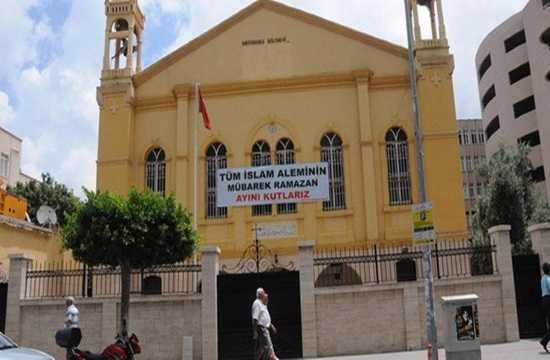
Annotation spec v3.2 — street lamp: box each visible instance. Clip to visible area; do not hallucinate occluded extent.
[403,0,439,359]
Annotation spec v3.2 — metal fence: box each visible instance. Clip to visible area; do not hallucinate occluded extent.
[314,238,497,287]
[24,260,202,299]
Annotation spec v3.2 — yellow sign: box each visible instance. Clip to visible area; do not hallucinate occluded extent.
[412,202,435,244]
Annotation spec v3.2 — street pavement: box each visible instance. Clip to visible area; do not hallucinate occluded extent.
[314,341,550,360]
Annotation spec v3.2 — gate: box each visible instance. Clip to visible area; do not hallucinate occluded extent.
[513,254,545,338]
[0,283,7,333]
[217,237,302,360]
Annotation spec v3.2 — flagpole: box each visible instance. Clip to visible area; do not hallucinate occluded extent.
[193,82,200,232]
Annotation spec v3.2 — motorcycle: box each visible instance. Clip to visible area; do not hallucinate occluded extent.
[55,327,141,360]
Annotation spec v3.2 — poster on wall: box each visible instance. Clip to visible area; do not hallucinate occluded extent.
[216,163,329,207]
[455,305,477,341]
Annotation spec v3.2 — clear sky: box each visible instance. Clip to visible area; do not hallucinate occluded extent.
[0,0,526,196]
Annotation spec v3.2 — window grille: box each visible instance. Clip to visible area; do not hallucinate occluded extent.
[321,133,346,211]
[385,128,412,206]
[205,143,228,219]
[276,138,297,214]
[251,140,272,216]
[145,148,166,196]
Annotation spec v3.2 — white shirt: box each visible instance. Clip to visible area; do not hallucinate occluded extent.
[252,299,271,328]
[65,305,80,328]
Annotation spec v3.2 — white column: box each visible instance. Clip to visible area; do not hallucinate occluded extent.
[412,0,422,41]
[298,241,318,358]
[103,33,111,70]
[403,284,421,350]
[429,2,437,40]
[201,246,220,360]
[435,0,447,40]
[6,254,32,343]
[489,225,520,342]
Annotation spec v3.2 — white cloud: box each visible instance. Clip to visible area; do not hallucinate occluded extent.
[0,92,15,126]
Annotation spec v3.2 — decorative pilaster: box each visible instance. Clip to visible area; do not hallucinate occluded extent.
[489,225,519,342]
[298,241,318,358]
[201,246,220,360]
[5,254,32,343]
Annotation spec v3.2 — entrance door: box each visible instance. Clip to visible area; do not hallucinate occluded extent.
[513,254,545,338]
[0,283,7,333]
[217,271,302,360]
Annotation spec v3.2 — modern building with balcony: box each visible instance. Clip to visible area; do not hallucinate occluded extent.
[475,0,550,199]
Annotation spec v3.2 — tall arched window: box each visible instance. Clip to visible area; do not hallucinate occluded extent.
[205,143,228,219]
[385,128,412,205]
[321,133,346,211]
[145,147,166,196]
[251,140,272,216]
[276,138,297,214]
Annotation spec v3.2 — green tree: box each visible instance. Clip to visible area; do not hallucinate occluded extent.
[62,189,197,337]
[8,173,79,227]
[473,144,550,254]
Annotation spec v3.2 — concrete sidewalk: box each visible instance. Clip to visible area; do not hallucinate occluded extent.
[315,341,550,360]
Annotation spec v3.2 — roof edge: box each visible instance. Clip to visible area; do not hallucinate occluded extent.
[133,0,407,87]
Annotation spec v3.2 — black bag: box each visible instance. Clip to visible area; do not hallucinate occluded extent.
[55,327,82,349]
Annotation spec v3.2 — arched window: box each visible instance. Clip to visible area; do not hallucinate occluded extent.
[251,141,272,216]
[205,143,227,219]
[145,148,166,196]
[320,133,346,211]
[385,128,412,205]
[276,138,297,214]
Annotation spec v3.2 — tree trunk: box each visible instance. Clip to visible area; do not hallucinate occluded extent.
[120,262,131,339]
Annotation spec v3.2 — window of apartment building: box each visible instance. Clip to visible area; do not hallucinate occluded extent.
[544,0,550,8]
[531,166,546,183]
[463,129,471,145]
[478,54,492,80]
[469,184,475,199]
[0,153,8,178]
[471,130,479,144]
[473,155,480,168]
[486,116,500,140]
[477,183,483,196]
[460,156,465,172]
[517,130,541,147]
[463,184,468,199]
[478,130,485,144]
[509,62,531,85]
[482,85,496,109]
[458,130,463,145]
[504,30,526,53]
[513,95,536,118]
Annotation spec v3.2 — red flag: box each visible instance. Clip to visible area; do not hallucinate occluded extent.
[198,88,212,130]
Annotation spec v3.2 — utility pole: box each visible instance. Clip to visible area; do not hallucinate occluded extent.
[403,0,439,358]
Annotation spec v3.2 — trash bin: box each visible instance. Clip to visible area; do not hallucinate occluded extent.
[441,294,481,360]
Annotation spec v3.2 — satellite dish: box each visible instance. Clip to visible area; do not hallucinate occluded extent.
[37,205,58,227]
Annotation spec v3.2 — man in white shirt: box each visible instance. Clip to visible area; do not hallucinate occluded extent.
[252,288,277,360]
[64,296,80,328]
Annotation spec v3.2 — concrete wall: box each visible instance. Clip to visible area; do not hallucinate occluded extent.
[314,276,506,357]
[17,296,202,360]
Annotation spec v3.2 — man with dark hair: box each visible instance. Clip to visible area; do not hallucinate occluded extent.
[540,263,550,352]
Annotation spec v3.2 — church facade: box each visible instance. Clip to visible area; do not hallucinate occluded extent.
[96,0,466,258]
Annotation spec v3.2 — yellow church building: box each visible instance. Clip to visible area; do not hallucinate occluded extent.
[96,0,466,259]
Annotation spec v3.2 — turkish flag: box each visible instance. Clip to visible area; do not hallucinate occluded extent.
[198,88,212,130]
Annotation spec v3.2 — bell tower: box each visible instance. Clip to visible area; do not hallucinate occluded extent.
[96,0,145,195]
[409,0,467,234]
[102,0,145,84]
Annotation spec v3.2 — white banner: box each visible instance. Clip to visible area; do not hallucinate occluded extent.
[216,163,329,207]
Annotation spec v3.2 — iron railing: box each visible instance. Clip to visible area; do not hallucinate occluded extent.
[314,239,497,287]
[24,260,201,299]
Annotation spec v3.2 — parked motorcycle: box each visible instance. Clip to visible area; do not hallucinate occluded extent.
[55,328,141,360]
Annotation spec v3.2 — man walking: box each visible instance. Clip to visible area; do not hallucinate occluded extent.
[252,288,278,360]
[64,296,79,360]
